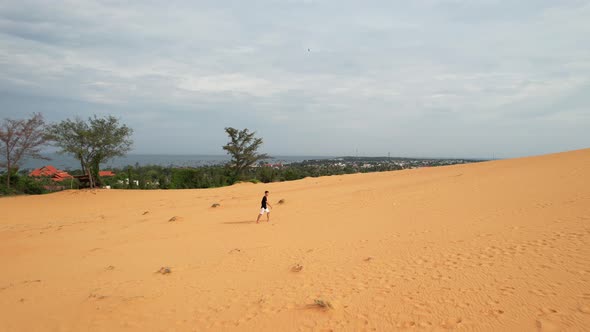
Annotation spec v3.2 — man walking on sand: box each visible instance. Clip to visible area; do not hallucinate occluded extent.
[256,191,272,223]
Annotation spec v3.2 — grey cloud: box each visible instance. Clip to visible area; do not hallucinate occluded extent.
[0,0,589,158]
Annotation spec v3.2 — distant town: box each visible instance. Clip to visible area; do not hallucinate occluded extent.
[264,156,485,172]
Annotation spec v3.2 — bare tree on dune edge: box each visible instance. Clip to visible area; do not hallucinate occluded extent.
[0,113,49,189]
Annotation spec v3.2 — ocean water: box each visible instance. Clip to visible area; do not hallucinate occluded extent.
[21,153,332,171]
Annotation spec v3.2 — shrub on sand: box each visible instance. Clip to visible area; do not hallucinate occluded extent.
[313,299,333,310]
[291,264,303,272]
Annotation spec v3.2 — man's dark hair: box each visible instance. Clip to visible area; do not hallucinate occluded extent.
[265,191,269,194]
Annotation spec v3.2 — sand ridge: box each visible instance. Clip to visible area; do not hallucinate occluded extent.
[1,148,589,331]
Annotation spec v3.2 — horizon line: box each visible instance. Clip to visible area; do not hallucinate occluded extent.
[37,152,491,161]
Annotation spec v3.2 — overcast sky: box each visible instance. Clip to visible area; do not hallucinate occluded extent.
[1,1,589,158]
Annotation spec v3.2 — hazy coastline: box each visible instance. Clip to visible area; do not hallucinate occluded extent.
[21,153,334,170]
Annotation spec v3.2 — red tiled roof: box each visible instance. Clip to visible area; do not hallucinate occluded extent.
[53,171,73,182]
[30,166,114,182]
[30,165,58,177]
[29,165,73,182]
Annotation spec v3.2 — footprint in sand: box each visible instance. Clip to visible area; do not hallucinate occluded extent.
[88,293,108,300]
[536,319,560,331]
[440,318,463,329]
[483,309,504,317]
[418,321,433,328]
[397,321,416,328]
[22,279,42,284]
[539,308,558,315]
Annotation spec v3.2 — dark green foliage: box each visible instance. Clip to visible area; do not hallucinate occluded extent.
[99,165,172,189]
[169,167,230,189]
[0,171,16,195]
[222,127,269,183]
[257,166,278,183]
[18,176,47,195]
[0,171,51,195]
[283,167,303,181]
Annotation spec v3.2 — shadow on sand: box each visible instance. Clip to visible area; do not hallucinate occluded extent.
[222,220,256,225]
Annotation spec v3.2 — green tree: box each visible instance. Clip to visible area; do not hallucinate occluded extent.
[257,166,277,183]
[0,113,49,189]
[222,127,269,182]
[47,115,133,188]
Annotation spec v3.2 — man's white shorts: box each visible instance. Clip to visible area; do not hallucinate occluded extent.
[260,208,271,214]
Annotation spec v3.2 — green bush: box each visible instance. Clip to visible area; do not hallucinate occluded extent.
[169,167,229,189]
[0,173,50,195]
[256,166,278,183]
[18,176,47,195]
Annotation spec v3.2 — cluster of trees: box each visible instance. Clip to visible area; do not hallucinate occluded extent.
[0,113,271,195]
[0,113,134,194]
[100,165,231,190]
[97,161,371,190]
[1,113,420,195]
[3,112,424,194]
[1,113,482,196]
[97,125,349,189]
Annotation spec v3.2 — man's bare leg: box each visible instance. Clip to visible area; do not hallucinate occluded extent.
[267,212,270,222]
[256,214,261,223]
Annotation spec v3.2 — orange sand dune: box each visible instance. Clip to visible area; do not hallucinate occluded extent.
[1,148,589,331]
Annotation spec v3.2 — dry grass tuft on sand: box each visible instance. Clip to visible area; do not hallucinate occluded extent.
[311,299,333,310]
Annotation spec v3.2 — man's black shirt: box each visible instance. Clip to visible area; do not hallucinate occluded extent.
[261,196,267,209]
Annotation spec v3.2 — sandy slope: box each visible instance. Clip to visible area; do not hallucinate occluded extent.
[1,148,589,331]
